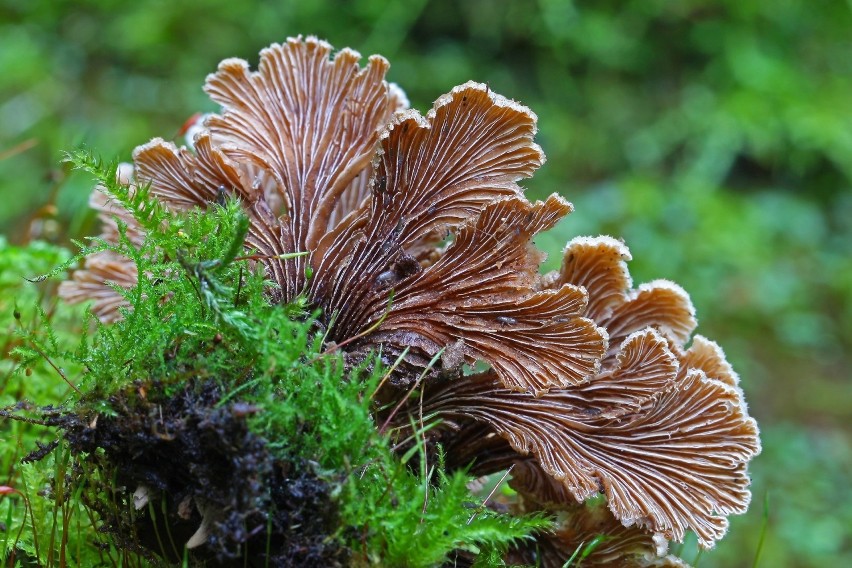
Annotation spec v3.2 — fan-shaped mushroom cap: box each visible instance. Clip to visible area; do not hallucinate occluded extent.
[204,37,394,253]
[311,81,548,331]
[357,195,606,393]
[59,251,138,322]
[59,166,141,320]
[556,236,698,361]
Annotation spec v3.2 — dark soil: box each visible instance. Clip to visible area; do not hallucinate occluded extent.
[48,379,348,567]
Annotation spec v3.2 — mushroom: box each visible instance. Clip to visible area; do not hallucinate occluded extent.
[59,175,141,321]
[61,36,608,396]
[60,37,759,562]
[132,484,149,510]
[412,235,760,551]
[506,497,688,567]
[185,497,216,549]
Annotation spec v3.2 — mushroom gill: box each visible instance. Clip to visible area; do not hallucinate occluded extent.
[505,497,688,568]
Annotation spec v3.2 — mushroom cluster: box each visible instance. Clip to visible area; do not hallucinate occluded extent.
[61,36,760,565]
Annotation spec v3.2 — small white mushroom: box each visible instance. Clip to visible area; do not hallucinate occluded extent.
[185,498,214,549]
[132,485,149,510]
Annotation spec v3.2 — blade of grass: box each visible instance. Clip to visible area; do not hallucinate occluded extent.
[17,468,40,564]
[147,499,168,562]
[563,541,584,567]
[751,491,770,568]
[161,493,181,561]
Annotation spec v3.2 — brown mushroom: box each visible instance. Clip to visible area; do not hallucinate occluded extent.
[506,497,689,568]
[62,37,608,395]
[60,37,760,560]
[333,194,605,392]
[59,184,141,321]
[412,236,760,550]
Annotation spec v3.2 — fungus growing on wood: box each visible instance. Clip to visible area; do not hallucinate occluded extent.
[60,36,759,564]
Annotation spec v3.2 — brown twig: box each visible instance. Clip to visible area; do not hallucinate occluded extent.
[27,343,82,396]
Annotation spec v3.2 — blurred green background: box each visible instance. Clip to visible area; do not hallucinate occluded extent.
[1,0,849,565]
